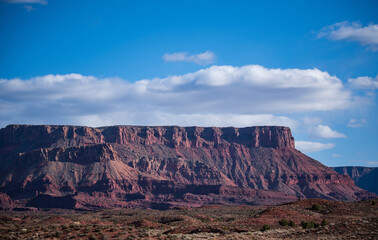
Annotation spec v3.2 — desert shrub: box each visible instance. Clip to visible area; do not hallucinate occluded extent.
[279,219,289,226]
[261,224,271,231]
[288,220,295,227]
[159,216,183,224]
[301,221,308,229]
[198,217,209,223]
[49,225,58,230]
[301,221,319,229]
[321,218,328,226]
[311,204,321,211]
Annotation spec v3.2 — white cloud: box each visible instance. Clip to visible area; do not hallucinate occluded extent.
[296,141,335,153]
[0,65,352,128]
[70,112,298,130]
[348,76,378,90]
[2,0,47,4]
[318,21,378,51]
[347,118,367,128]
[162,51,215,65]
[309,124,346,139]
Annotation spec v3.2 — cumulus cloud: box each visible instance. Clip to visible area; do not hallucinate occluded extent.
[347,118,367,128]
[318,21,378,51]
[162,51,215,65]
[348,75,378,90]
[309,124,346,139]
[0,65,352,128]
[296,141,335,153]
[1,0,47,4]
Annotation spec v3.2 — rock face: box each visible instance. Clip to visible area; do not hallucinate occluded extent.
[0,125,374,209]
[0,192,14,210]
[331,166,378,195]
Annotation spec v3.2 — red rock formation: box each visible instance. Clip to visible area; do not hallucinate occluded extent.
[99,126,295,148]
[332,166,378,195]
[0,192,14,210]
[0,124,374,209]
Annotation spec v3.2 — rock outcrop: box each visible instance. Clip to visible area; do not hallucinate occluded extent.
[332,166,378,195]
[0,125,374,209]
[0,192,14,210]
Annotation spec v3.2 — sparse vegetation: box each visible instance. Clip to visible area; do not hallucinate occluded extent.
[0,199,376,239]
[261,224,271,231]
[321,218,329,226]
[279,219,289,226]
[311,203,321,211]
[301,221,320,229]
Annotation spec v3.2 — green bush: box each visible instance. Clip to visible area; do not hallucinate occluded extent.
[311,204,321,211]
[301,221,320,229]
[279,219,289,226]
[261,224,271,232]
[288,220,295,227]
[301,221,309,229]
[321,219,328,226]
[372,200,376,205]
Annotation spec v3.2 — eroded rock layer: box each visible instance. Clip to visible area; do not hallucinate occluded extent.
[0,125,374,209]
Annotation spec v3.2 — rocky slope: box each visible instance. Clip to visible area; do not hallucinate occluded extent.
[0,125,374,209]
[332,166,378,195]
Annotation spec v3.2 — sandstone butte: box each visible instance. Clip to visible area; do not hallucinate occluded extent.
[0,124,375,210]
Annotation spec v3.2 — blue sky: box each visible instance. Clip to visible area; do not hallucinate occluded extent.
[0,0,377,167]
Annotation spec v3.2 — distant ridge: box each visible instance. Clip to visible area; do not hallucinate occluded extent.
[331,166,378,195]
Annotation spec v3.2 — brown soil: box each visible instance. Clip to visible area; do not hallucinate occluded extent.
[0,198,376,239]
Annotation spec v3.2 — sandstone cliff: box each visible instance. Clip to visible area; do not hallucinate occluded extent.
[0,125,374,209]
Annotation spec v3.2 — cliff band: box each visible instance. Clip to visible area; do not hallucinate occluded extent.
[0,125,374,209]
